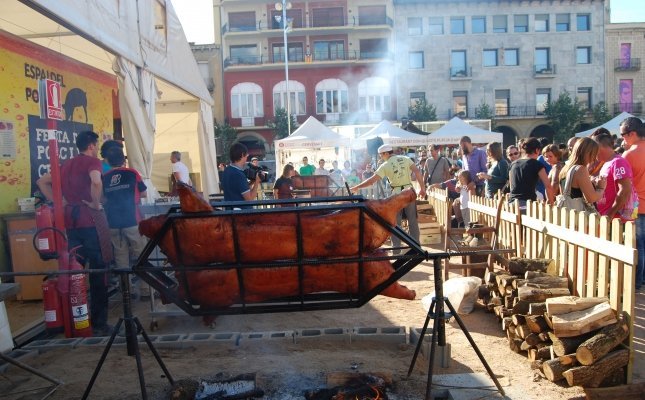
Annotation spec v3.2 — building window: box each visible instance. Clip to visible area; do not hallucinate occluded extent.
[472,16,486,34]
[358,77,391,113]
[228,11,256,32]
[535,47,551,72]
[231,82,263,118]
[504,48,519,66]
[450,17,465,34]
[483,49,498,67]
[360,38,388,59]
[315,79,349,114]
[273,80,306,115]
[577,14,590,31]
[556,14,570,32]
[429,17,443,35]
[358,5,386,26]
[514,15,528,32]
[409,51,424,69]
[410,92,425,106]
[576,46,591,64]
[453,91,468,117]
[230,45,258,64]
[493,15,507,33]
[535,14,549,32]
[272,42,304,63]
[313,40,345,61]
[577,87,592,110]
[450,50,467,77]
[536,88,551,115]
[408,17,423,35]
[495,90,510,116]
[270,9,303,29]
[311,7,344,27]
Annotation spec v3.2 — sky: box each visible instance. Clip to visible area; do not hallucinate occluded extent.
[171,0,645,45]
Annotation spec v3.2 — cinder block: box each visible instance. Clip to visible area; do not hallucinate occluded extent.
[295,328,321,343]
[0,349,37,373]
[23,338,82,352]
[137,335,159,345]
[155,334,185,349]
[409,327,451,368]
[351,326,406,344]
[78,337,109,347]
[183,332,213,347]
[322,327,350,342]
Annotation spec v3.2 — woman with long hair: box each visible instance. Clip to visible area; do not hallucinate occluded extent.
[558,137,606,205]
[477,142,509,198]
[509,137,554,210]
[273,164,296,201]
[542,144,564,197]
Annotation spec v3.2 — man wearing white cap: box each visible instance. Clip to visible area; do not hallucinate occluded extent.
[350,144,425,250]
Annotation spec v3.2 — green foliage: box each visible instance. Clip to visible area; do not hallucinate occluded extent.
[474,101,494,120]
[591,101,612,126]
[268,108,298,140]
[407,98,437,122]
[544,92,586,143]
[214,120,237,164]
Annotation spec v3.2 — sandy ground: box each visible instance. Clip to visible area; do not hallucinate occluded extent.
[2,246,618,400]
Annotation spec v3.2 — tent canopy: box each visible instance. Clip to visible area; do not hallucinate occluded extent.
[2,0,219,195]
[275,116,349,149]
[427,117,502,145]
[574,112,635,137]
[353,120,427,148]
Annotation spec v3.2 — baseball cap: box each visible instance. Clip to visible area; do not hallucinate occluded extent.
[378,144,393,153]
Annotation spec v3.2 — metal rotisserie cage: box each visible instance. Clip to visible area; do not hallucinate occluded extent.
[132,195,426,316]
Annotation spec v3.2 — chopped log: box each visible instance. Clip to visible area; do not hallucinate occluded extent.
[552,302,617,338]
[512,279,527,289]
[518,287,571,302]
[530,359,545,370]
[512,300,530,315]
[496,274,514,288]
[506,324,516,340]
[538,332,551,342]
[543,354,578,382]
[523,276,569,289]
[512,314,526,326]
[508,257,554,275]
[544,313,554,330]
[500,275,519,288]
[562,349,629,388]
[598,367,626,388]
[504,295,514,309]
[584,382,645,400]
[484,270,500,285]
[528,302,547,316]
[548,331,596,357]
[478,285,491,301]
[485,302,495,313]
[525,271,553,279]
[524,333,542,347]
[326,371,393,387]
[509,337,524,353]
[489,297,502,307]
[576,312,630,366]
[546,296,609,316]
[526,315,550,334]
[516,324,531,339]
[528,346,551,361]
[502,317,513,331]
[521,340,534,352]
[535,342,549,349]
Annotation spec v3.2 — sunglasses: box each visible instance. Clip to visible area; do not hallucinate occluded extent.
[509,152,519,156]
[620,130,632,137]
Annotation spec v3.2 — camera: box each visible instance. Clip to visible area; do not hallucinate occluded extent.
[244,163,269,182]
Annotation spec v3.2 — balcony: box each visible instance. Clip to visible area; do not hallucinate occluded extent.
[224,51,394,69]
[449,67,472,80]
[534,64,557,77]
[613,102,643,115]
[222,15,393,35]
[614,58,641,71]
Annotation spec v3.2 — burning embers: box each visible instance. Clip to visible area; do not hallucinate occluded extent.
[305,373,389,400]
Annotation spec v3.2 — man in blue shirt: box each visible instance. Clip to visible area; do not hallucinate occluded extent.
[221,143,261,208]
[459,136,487,196]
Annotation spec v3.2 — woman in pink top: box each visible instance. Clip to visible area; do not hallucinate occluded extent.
[592,132,635,221]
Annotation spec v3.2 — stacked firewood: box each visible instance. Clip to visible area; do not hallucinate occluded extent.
[478,258,630,388]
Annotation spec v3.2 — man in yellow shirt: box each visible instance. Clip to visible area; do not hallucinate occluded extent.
[350,144,425,250]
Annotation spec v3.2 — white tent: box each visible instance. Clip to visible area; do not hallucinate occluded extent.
[574,112,634,137]
[353,120,428,148]
[427,117,502,144]
[2,0,219,196]
[275,116,350,175]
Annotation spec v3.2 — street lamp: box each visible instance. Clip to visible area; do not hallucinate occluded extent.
[275,1,292,135]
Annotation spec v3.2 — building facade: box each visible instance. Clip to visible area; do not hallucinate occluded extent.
[605,22,645,116]
[217,0,397,157]
[393,0,608,145]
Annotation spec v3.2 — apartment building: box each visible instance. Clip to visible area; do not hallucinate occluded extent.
[393,0,608,145]
[605,22,645,116]
[191,43,225,122]
[217,0,396,156]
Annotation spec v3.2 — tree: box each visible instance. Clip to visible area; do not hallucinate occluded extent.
[591,101,612,126]
[474,101,494,120]
[214,120,237,164]
[408,98,437,122]
[544,92,586,143]
[268,107,298,140]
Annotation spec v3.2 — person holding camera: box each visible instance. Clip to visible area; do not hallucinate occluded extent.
[221,143,261,208]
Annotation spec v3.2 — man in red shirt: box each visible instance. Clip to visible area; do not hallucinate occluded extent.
[38,131,112,335]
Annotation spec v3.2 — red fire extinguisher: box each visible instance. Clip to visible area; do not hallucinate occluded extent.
[42,275,63,334]
[68,248,93,338]
[34,203,59,260]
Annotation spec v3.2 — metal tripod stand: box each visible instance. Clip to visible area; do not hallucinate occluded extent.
[82,270,174,400]
[407,256,505,399]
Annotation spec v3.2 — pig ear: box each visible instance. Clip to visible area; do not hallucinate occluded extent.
[177,182,213,212]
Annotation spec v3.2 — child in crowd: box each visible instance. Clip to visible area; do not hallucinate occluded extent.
[455,170,475,228]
